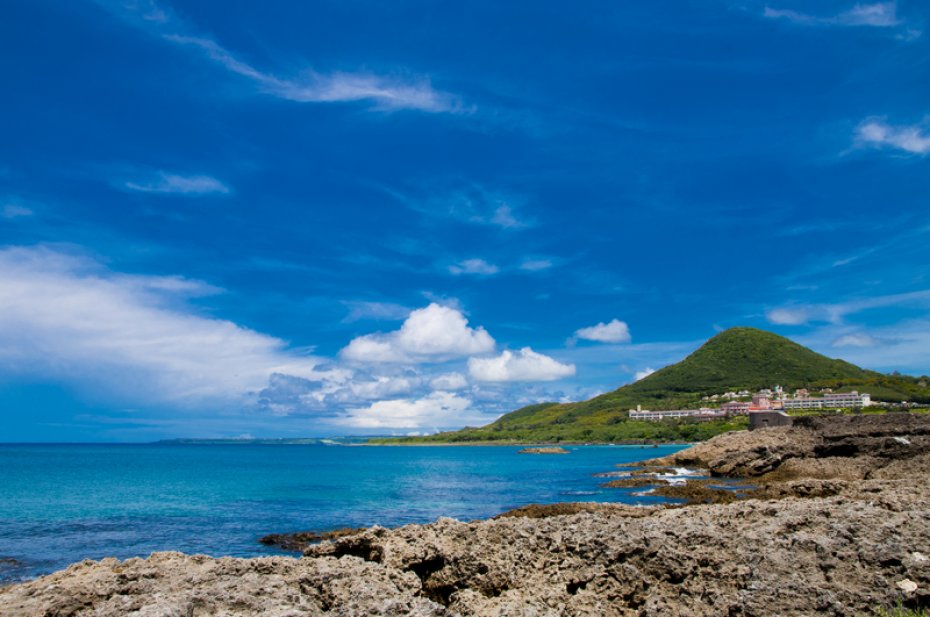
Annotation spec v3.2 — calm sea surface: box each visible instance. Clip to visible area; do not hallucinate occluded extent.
[0,443,686,582]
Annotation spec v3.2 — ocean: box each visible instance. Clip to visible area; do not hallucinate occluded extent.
[0,442,687,582]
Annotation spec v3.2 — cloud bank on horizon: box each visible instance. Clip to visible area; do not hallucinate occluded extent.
[0,0,928,439]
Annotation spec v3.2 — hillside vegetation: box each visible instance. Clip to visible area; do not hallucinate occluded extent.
[373,327,929,444]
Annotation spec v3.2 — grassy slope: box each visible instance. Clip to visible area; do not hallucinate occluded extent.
[374,327,929,444]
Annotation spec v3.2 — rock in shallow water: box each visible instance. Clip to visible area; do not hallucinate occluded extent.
[517,447,570,454]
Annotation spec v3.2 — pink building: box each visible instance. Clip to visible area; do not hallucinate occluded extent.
[751,395,772,410]
[721,401,752,415]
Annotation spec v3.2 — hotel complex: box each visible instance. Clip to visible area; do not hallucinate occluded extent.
[629,387,872,421]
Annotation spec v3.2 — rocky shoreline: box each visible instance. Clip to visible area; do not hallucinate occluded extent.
[2,413,929,616]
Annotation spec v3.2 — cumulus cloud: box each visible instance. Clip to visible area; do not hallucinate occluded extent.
[856,118,930,155]
[573,319,632,344]
[342,391,474,429]
[429,372,469,390]
[449,258,500,276]
[763,2,901,27]
[123,171,231,195]
[635,367,656,381]
[341,303,495,363]
[0,246,338,404]
[468,348,576,382]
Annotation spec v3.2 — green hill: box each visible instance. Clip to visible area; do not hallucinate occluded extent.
[374,327,929,444]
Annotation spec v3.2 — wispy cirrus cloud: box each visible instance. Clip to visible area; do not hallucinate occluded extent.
[855,118,930,155]
[165,35,461,113]
[2,203,34,219]
[122,171,231,195]
[766,289,930,325]
[797,320,930,374]
[341,300,412,323]
[380,182,534,229]
[519,258,554,272]
[449,258,500,276]
[100,1,463,113]
[764,2,900,28]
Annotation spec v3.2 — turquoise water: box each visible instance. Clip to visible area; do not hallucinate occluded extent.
[0,443,686,582]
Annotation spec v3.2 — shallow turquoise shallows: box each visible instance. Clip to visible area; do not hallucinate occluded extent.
[0,443,686,582]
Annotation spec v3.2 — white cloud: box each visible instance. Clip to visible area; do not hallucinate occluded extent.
[165,35,460,113]
[519,259,553,272]
[429,372,469,390]
[573,319,632,344]
[341,303,495,363]
[766,290,930,326]
[490,205,524,229]
[839,2,900,26]
[635,367,656,381]
[346,375,421,399]
[0,246,339,404]
[832,333,881,347]
[798,320,930,374]
[385,184,532,229]
[102,0,463,114]
[449,258,500,276]
[766,306,821,325]
[856,118,930,155]
[469,347,576,382]
[118,0,170,23]
[342,391,474,429]
[342,300,411,323]
[1,204,33,219]
[123,172,231,195]
[763,2,901,27]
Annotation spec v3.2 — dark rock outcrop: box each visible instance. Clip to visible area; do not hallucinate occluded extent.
[259,527,368,552]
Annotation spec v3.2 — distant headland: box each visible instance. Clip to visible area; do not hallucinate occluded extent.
[373,327,929,445]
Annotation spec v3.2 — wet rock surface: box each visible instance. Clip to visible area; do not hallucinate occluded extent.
[2,413,929,616]
[259,528,369,553]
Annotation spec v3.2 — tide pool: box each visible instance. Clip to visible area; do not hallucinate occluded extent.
[0,442,686,582]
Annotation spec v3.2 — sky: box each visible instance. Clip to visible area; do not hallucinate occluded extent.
[1,0,929,441]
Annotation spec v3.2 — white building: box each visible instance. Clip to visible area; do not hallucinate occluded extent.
[782,397,824,410]
[629,408,725,421]
[782,391,871,410]
[823,391,871,407]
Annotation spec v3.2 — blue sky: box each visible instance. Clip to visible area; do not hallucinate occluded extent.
[1,0,929,441]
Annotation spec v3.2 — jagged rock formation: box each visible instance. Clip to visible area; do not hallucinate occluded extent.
[653,412,930,478]
[2,413,929,616]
